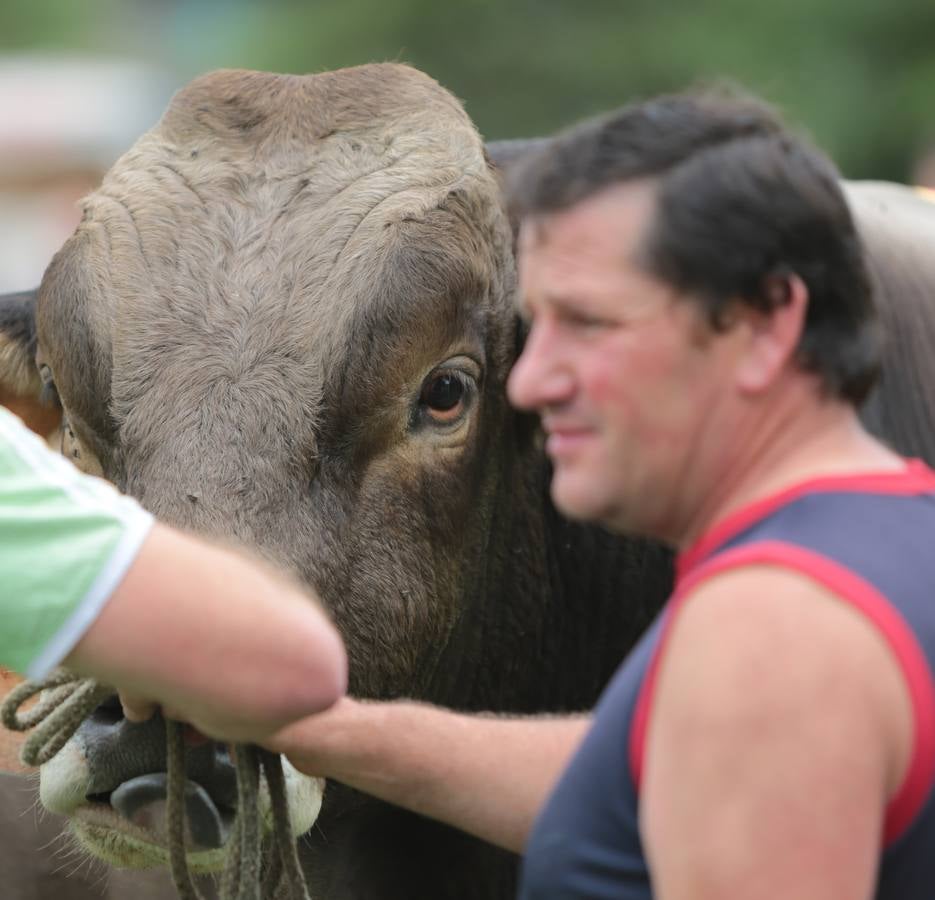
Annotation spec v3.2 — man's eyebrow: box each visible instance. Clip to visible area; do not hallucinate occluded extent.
[537,289,606,316]
[518,287,579,318]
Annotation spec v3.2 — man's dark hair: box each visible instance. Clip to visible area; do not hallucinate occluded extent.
[507,87,881,404]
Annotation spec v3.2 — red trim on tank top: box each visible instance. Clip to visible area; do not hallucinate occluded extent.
[676,460,935,582]
[629,540,935,847]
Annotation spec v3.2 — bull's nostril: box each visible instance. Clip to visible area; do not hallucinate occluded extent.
[90,694,124,725]
[110,773,234,849]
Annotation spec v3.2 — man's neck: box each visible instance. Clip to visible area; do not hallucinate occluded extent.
[675,383,904,551]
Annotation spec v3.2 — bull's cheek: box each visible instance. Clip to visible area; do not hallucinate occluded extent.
[39,741,91,815]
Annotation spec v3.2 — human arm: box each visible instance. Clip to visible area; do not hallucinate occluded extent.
[0,405,346,746]
[640,566,912,900]
[65,521,347,743]
[263,698,591,852]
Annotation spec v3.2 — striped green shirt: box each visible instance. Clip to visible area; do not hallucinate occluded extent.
[0,406,152,678]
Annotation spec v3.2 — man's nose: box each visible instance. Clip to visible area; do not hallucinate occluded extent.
[507,321,575,411]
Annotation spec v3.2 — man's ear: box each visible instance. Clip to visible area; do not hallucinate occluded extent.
[735,273,809,394]
[0,289,62,437]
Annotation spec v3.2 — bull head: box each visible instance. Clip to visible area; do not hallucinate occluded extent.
[0,63,535,886]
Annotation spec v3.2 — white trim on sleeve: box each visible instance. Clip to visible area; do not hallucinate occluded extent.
[1,407,156,677]
[25,513,154,679]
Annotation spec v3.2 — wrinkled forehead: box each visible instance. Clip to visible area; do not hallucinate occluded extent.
[515,180,661,315]
[37,65,508,399]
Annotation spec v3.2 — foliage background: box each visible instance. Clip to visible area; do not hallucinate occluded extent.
[1,0,933,180]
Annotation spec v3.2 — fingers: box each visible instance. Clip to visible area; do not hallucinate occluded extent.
[119,691,158,723]
[118,693,210,747]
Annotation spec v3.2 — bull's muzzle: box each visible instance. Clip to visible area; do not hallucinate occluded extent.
[42,694,237,850]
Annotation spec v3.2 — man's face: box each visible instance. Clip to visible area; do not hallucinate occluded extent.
[507,180,743,539]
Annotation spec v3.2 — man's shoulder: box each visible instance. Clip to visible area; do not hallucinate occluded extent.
[677,563,871,650]
[656,564,912,791]
[673,562,911,671]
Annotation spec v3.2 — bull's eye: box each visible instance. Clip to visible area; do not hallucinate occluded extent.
[414,366,478,429]
[424,374,463,413]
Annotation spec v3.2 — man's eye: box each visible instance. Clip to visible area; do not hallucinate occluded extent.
[566,312,610,330]
[416,371,475,426]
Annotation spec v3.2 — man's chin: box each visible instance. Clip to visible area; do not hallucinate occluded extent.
[550,476,615,525]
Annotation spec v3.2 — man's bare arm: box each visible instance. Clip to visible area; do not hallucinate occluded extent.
[264,698,591,852]
[641,566,912,900]
[65,522,348,743]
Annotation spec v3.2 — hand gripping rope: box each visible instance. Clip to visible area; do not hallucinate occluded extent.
[1,669,311,900]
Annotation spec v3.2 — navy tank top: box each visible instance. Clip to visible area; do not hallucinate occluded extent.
[519,461,935,899]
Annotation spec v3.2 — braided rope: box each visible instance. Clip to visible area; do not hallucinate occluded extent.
[0,670,312,900]
[261,749,310,899]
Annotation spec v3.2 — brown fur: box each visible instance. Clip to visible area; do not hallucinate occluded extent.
[3,65,550,899]
[35,64,515,699]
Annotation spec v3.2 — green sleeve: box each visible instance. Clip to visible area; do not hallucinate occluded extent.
[0,407,153,677]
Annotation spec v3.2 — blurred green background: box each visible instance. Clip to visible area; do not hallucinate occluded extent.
[1,0,933,180]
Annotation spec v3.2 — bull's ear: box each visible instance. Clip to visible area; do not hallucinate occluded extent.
[0,289,62,437]
[0,289,40,395]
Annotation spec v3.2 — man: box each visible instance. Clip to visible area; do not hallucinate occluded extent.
[261,87,935,899]
[0,403,347,752]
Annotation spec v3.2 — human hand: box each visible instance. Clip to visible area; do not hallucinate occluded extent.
[118,690,233,746]
[118,690,160,724]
